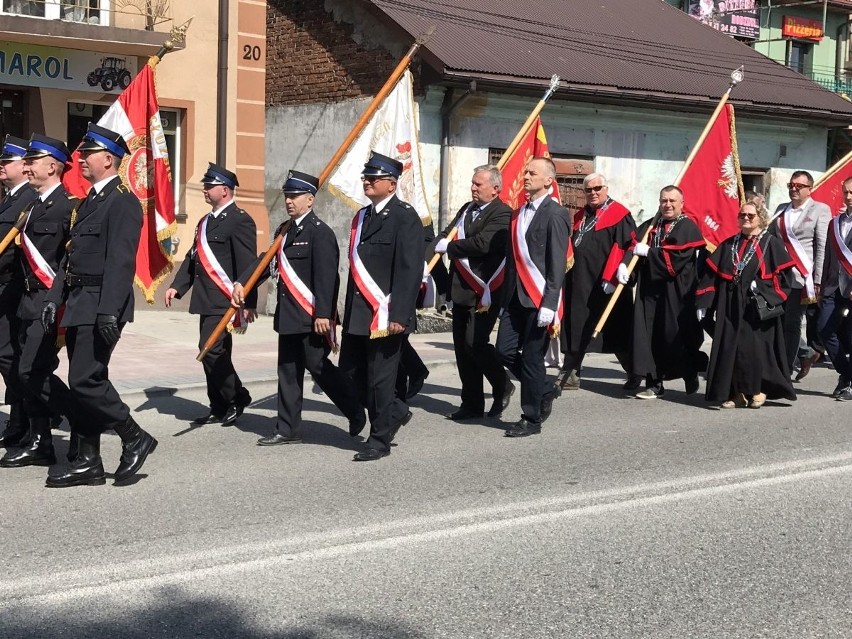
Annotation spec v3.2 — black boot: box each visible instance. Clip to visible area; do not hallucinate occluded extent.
[0,417,56,467]
[45,434,105,487]
[0,402,29,448]
[66,431,81,463]
[113,416,157,483]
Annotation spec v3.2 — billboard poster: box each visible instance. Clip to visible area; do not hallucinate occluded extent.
[686,1,760,40]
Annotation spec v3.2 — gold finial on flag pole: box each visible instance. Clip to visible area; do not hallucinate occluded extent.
[149,16,194,67]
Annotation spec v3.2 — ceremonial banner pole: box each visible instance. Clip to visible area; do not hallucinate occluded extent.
[0,206,31,258]
[425,74,561,275]
[198,27,436,361]
[591,66,744,339]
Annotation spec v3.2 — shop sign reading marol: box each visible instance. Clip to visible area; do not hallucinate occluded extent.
[0,42,138,93]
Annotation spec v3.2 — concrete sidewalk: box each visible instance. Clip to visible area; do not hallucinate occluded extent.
[52,310,457,397]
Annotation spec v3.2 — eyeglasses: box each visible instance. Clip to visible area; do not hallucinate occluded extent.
[584,185,606,194]
[787,182,811,190]
[738,213,758,220]
[361,175,391,183]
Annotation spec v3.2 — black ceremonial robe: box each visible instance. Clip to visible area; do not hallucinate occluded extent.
[561,199,636,358]
[696,233,797,403]
[628,215,706,382]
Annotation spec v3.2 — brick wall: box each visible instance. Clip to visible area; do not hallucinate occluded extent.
[266,0,400,106]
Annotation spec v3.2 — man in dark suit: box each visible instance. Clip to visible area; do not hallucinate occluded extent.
[231,170,364,444]
[43,123,157,487]
[818,176,852,401]
[0,135,37,449]
[339,151,423,461]
[433,164,513,420]
[165,163,256,427]
[496,157,570,437]
[0,135,78,468]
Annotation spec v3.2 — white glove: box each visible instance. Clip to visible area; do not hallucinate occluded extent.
[696,308,706,322]
[602,282,615,295]
[537,307,555,327]
[422,263,430,282]
[434,238,449,254]
[633,242,650,257]
[616,263,630,285]
[749,280,757,292]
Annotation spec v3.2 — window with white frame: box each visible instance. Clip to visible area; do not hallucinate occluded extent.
[1,1,110,26]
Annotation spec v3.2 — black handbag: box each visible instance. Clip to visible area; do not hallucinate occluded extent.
[747,235,784,322]
[748,288,784,321]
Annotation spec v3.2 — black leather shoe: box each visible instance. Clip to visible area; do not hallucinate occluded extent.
[221,404,239,427]
[348,411,367,437]
[257,433,302,446]
[191,411,225,426]
[831,377,850,398]
[45,435,106,488]
[405,371,429,400]
[684,374,700,395]
[447,407,484,421]
[488,381,516,417]
[540,387,560,423]
[0,402,28,448]
[113,417,158,483]
[0,417,56,468]
[505,418,541,438]
[622,374,643,393]
[235,389,252,416]
[390,410,413,442]
[353,447,390,462]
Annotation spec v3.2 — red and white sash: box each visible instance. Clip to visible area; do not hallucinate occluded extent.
[196,214,242,329]
[510,207,563,336]
[777,205,815,301]
[452,204,505,312]
[21,210,57,288]
[277,227,338,350]
[349,208,390,338]
[830,216,852,289]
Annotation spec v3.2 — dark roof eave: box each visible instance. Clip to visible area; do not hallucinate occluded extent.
[438,70,852,128]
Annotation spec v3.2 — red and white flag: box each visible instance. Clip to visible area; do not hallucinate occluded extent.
[499,116,560,211]
[812,150,852,215]
[680,103,743,249]
[63,62,176,303]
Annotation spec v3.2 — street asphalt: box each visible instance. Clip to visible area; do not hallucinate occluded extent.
[1,310,851,638]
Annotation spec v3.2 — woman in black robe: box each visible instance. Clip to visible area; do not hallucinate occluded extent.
[696,202,797,408]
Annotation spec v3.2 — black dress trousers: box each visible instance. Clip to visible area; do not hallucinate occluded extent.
[495,296,550,424]
[199,314,246,413]
[276,332,359,437]
[452,303,506,412]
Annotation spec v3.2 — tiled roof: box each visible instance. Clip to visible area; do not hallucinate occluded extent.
[368,0,852,122]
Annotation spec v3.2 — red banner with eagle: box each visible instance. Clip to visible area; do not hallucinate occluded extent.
[811,150,852,215]
[679,103,743,249]
[62,62,176,303]
[498,116,560,211]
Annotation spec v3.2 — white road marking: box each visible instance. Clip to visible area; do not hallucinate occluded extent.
[3,451,851,606]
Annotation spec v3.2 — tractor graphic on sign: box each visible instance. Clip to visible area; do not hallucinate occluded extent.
[87,57,132,92]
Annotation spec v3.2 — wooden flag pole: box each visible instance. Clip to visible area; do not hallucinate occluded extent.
[591,66,744,339]
[0,205,32,259]
[425,74,561,274]
[197,27,436,361]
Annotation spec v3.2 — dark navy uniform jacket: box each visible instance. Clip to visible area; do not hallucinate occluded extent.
[18,184,77,321]
[0,184,37,281]
[342,195,423,336]
[47,176,142,327]
[244,210,339,336]
[169,201,258,315]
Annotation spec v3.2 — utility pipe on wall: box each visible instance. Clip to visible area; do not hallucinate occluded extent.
[217,0,229,165]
